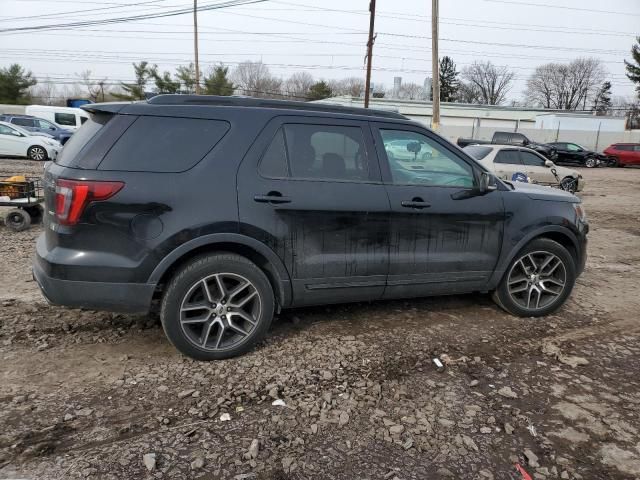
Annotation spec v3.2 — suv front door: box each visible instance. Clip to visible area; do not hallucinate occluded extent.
[237,116,390,306]
[372,123,504,298]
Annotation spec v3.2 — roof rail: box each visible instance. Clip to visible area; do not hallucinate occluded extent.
[147,94,407,120]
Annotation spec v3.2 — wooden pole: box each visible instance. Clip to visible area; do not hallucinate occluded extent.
[194,0,201,94]
[364,0,376,108]
[431,0,440,129]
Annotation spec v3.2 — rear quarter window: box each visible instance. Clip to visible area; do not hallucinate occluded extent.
[98,116,230,172]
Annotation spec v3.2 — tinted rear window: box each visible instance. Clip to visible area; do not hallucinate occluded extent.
[98,116,230,172]
[463,145,493,160]
[55,113,110,166]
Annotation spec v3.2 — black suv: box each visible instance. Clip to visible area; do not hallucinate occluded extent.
[33,95,588,360]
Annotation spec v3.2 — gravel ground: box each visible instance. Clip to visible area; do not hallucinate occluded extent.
[1,159,640,480]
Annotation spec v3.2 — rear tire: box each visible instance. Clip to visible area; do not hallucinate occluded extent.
[160,253,275,360]
[27,146,48,161]
[493,238,576,317]
[4,209,31,232]
[584,156,597,168]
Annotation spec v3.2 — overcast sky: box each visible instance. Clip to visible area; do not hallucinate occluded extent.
[2,0,639,102]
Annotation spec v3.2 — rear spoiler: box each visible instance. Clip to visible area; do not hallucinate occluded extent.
[80,102,130,114]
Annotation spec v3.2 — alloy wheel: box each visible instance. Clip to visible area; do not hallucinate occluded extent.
[585,157,596,168]
[29,147,46,161]
[179,273,261,352]
[506,251,567,311]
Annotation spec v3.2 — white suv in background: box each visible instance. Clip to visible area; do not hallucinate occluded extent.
[464,144,584,193]
[0,121,62,161]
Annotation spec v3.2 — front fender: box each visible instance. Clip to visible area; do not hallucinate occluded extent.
[487,225,579,289]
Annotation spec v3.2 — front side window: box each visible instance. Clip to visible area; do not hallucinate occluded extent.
[283,124,369,182]
[55,113,77,126]
[36,119,56,130]
[380,129,474,188]
[494,150,521,165]
[520,151,546,167]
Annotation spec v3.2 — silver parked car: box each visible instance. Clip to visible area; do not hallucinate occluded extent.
[464,144,584,193]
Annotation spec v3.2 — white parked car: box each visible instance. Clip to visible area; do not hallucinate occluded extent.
[464,144,584,193]
[0,121,62,161]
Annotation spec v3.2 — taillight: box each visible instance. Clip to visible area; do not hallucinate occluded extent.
[54,179,124,225]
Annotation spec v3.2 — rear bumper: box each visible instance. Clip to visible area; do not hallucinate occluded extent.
[33,237,155,313]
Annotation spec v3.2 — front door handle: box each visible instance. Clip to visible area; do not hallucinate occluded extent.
[254,192,291,204]
[401,198,431,209]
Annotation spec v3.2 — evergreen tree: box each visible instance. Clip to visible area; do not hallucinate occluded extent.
[112,61,150,100]
[0,64,36,104]
[439,56,459,102]
[149,65,180,94]
[625,36,640,99]
[176,63,196,93]
[204,65,234,96]
[307,81,332,101]
[592,81,612,115]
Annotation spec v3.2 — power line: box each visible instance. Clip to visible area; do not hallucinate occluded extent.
[482,0,640,17]
[0,0,269,33]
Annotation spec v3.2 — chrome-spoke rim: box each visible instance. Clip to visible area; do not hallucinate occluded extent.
[179,273,261,351]
[31,147,45,161]
[507,250,567,311]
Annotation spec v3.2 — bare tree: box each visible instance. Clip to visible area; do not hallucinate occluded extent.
[78,70,107,102]
[232,61,282,99]
[327,77,366,97]
[396,82,425,100]
[525,58,605,110]
[283,71,314,99]
[30,78,58,105]
[461,61,514,105]
[454,82,482,104]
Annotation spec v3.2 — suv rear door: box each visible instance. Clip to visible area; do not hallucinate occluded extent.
[371,123,504,298]
[237,115,390,306]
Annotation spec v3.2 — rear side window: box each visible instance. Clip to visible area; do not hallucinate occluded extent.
[12,117,34,127]
[284,124,369,181]
[55,114,110,166]
[98,116,230,172]
[494,150,521,164]
[259,129,288,178]
[55,113,76,126]
[616,145,632,151]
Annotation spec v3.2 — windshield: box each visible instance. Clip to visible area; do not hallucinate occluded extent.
[463,145,493,160]
[2,122,31,136]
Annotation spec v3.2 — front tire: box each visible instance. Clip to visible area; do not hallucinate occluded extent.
[27,146,48,161]
[160,253,275,360]
[560,176,578,193]
[493,238,576,317]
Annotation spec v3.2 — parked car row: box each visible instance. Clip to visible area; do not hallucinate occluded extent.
[457,133,640,168]
[0,121,62,161]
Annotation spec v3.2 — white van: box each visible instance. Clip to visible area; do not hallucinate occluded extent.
[24,105,89,131]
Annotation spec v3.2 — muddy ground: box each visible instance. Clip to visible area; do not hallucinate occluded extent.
[1,159,639,480]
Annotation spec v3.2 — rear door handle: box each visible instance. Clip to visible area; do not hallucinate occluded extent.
[401,199,431,209]
[254,193,291,204]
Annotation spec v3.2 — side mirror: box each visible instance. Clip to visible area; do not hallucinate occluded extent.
[545,160,553,167]
[479,171,498,193]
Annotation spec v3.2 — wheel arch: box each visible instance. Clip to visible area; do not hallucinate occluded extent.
[149,234,292,309]
[489,226,579,288]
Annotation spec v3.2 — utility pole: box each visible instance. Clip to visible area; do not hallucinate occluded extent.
[431,0,440,129]
[194,0,201,94]
[364,0,376,108]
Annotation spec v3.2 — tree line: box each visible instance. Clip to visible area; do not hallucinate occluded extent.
[1,35,639,115]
